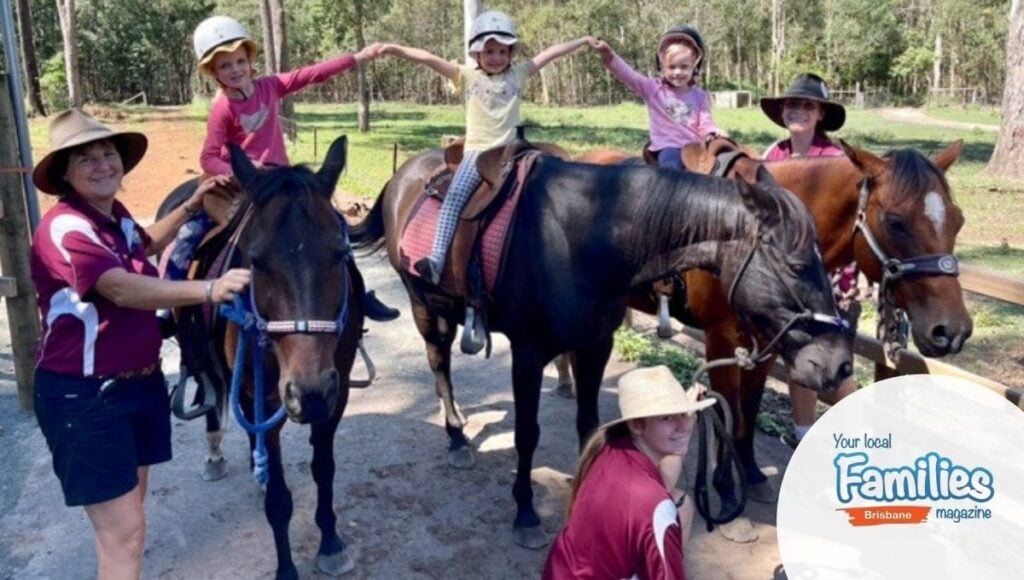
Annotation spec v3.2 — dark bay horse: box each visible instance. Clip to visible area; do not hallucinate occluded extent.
[161,138,364,579]
[350,141,852,547]
[580,138,972,503]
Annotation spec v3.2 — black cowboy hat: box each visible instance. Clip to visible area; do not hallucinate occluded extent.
[760,73,846,133]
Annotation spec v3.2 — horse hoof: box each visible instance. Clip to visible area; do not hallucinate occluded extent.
[717,517,759,544]
[747,480,778,504]
[555,383,575,399]
[202,457,228,481]
[316,550,355,576]
[513,526,548,549]
[448,446,476,469]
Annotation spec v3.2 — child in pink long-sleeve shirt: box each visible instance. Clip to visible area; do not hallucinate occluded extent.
[168,15,397,321]
[590,26,722,171]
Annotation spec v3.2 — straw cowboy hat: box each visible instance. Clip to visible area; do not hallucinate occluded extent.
[760,73,847,132]
[603,365,716,429]
[32,108,148,195]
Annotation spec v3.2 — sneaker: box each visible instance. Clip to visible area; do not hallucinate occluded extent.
[363,291,400,322]
[414,257,443,286]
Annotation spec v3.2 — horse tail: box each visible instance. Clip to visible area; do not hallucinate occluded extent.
[350,184,387,254]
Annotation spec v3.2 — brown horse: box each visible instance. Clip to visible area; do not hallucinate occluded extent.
[352,140,852,547]
[577,138,971,504]
[162,138,365,580]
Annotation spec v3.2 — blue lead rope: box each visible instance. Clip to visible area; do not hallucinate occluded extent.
[220,294,287,485]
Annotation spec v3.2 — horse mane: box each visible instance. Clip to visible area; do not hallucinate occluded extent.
[883,149,953,203]
[247,165,328,208]
[628,169,755,254]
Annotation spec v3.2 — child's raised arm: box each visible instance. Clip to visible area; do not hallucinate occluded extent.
[528,36,594,74]
[381,44,459,81]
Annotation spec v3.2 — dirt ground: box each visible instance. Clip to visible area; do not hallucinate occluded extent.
[9,109,793,578]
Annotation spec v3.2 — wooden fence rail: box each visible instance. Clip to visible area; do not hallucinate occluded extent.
[673,263,1024,410]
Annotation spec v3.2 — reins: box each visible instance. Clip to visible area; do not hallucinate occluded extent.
[218,215,353,485]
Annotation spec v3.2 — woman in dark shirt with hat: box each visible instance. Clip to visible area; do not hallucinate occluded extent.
[760,74,858,448]
[30,108,249,579]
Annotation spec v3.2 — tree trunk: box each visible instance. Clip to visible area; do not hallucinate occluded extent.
[55,0,81,108]
[771,0,784,96]
[15,0,45,116]
[259,0,277,74]
[269,0,293,124]
[463,0,482,63]
[987,0,1024,179]
[355,0,369,132]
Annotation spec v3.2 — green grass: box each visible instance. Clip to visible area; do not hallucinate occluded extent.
[613,327,703,386]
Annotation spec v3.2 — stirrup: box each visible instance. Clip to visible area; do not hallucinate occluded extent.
[350,339,378,389]
[657,294,673,338]
[460,306,487,355]
[171,370,217,420]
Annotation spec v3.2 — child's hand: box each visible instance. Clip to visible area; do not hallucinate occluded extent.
[589,38,614,64]
[355,42,384,63]
[185,174,235,214]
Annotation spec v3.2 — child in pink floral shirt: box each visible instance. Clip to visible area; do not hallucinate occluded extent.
[590,26,722,171]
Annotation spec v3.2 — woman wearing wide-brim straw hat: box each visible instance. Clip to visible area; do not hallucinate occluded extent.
[29,108,250,579]
[544,365,715,579]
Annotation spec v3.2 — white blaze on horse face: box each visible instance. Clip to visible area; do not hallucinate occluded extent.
[923,191,946,237]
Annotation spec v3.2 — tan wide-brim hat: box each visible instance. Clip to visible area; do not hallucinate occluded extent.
[32,108,148,195]
[197,38,259,76]
[603,365,716,430]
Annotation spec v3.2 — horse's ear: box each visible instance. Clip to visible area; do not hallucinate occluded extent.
[933,139,963,173]
[840,139,887,176]
[737,171,780,227]
[317,136,348,195]
[229,143,259,195]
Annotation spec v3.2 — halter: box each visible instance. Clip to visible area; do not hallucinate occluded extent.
[853,178,960,362]
[218,217,352,485]
[725,222,851,367]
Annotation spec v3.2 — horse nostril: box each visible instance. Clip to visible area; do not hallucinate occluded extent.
[929,325,951,349]
[838,361,853,380]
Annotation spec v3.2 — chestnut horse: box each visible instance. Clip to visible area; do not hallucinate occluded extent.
[577,138,971,505]
[351,140,852,547]
[162,138,365,579]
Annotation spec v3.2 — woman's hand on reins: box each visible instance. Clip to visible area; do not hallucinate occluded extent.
[210,268,251,304]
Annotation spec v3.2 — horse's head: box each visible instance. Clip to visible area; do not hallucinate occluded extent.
[843,141,971,356]
[229,137,355,423]
[723,166,853,391]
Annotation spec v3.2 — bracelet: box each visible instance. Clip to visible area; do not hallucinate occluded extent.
[183,201,202,216]
[205,280,215,303]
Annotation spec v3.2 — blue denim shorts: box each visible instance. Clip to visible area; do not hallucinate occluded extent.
[33,367,172,507]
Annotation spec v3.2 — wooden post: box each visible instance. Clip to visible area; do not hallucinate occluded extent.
[0,73,40,412]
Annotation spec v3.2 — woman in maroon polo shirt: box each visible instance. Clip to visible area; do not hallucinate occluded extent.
[544,366,717,580]
[30,108,249,580]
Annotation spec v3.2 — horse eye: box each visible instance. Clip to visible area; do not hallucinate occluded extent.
[250,254,269,271]
[884,214,909,237]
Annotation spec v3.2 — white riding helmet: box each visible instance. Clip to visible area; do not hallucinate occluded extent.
[468,10,518,55]
[193,15,258,75]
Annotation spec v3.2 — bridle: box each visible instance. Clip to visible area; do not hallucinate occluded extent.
[219,214,352,485]
[853,177,959,362]
[725,222,850,367]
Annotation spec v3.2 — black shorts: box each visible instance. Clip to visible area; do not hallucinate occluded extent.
[33,367,172,507]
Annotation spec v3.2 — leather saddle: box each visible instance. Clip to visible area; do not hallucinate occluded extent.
[406,139,548,298]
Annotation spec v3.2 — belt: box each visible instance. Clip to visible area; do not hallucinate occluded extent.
[97,360,161,381]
